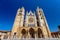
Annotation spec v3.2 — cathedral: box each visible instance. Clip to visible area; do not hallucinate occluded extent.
[11,7,51,38]
[0,7,60,39]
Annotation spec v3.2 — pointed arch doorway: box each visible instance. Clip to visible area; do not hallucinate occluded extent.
[37,28,44,38]
[29,28,35,38]
[21,29,27,38]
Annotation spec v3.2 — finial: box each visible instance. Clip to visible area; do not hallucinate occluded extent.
[26,11,28,14]
[33,11,35,15]
[21,6,25,10]
[37,6,39,10]
[20,6,25,12]
[26,11,28,15]
[21,6,24,9]
[17,8,20,12]
[40,8,43,12]
[29,10,32,13]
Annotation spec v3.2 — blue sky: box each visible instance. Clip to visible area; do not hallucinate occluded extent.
[0,0,60,32]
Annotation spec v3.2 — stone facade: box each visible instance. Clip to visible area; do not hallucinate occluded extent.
[1,7,60,39]
[11,7,51,38]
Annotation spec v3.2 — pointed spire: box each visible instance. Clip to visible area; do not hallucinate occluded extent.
[26,11,28,13]
[21,7,25,11]
[29,10,34,16]
[17,7,25,12]
[26,11,28,15]
[30,10,32,13]
[40,8,43,12]
[17,8,21,12]
[37,6,40,10]
[21,6,24,10]
[33,11,35,15]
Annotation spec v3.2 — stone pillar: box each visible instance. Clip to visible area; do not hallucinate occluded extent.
[27,32,30,38]
[1,35,4,39]
[8,35,10,39]
[26,31,28,38]
[35,34,37,40]
[58,33,60,38]
[40,34,42,38]
[53,35,55,38]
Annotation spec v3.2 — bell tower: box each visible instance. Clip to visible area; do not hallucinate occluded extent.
[36,7,51,38]
[11,7,25,37]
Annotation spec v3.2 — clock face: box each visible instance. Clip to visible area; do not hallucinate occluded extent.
[28,18,34,23]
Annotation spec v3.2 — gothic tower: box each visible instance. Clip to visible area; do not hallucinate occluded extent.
[36,7,51,38]
[11,7,25,37]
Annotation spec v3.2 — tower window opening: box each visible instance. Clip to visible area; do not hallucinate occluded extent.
[19,13,22,15]
[41,17,43,19]
[39,10,41,13]
[37,21,40,27]
[19,10,22,12]
[40,13,42,16]
[23,21,25,27]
